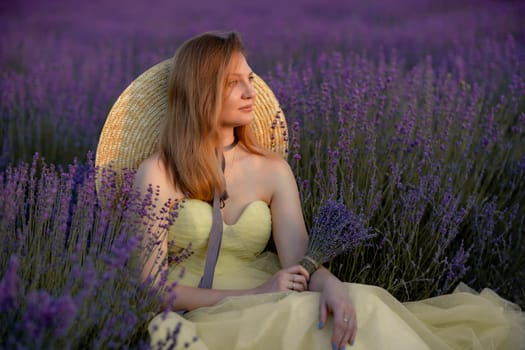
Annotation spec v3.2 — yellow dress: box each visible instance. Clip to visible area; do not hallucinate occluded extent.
[149,199,525,350]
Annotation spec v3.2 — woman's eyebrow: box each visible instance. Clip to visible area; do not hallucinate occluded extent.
[228,71,254,77]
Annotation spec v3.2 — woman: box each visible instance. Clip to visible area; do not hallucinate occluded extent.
[132,32,524,350]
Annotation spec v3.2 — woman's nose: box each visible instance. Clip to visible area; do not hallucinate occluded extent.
[243,82,256,99]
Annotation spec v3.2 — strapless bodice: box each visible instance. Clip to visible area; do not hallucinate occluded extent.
[167,199,276,288]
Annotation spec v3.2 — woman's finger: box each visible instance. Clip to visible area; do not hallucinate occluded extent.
[290,274,308,290]
[349,313,357,346]
[318,296,328,331]
[331,320,345,349]
[341,311,357,348]
[285,265,310,281]
[332,309,356,350]
[340,313,356,348]
[286,280,305,292]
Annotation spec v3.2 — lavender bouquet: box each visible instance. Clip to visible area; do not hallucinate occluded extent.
[300,200,375,275]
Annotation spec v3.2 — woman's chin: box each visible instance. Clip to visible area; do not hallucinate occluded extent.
[236,113,255,126]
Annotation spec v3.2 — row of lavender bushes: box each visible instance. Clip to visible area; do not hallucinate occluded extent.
[2,0,525,347]
[0,155,185,348]
[270,35,525,303]
[2,0,523,168]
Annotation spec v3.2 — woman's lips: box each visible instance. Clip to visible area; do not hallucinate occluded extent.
[239,105,253,112]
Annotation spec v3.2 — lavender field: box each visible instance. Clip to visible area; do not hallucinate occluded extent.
[1,0,525,348]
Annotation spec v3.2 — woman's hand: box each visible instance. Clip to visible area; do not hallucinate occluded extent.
[318,278,357,350]
[254,265,310,293]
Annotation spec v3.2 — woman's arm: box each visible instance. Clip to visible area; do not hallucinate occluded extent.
[133,155,180,285]
[171,263,310,311]
[268,158,309,268]
[268,158,357,349]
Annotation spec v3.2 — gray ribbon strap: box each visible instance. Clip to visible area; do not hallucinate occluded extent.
[198,188,223,289]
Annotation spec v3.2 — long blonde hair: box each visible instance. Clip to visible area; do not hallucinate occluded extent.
[159,31,266,202]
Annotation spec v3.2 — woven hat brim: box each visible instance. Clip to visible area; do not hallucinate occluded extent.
[95,59,288,182]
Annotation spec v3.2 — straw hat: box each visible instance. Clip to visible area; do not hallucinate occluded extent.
[95,58,288,185]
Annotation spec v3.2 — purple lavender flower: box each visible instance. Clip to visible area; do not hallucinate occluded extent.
[0,255,21,313]
[300,200,375,274]
[23,291,77,338]
[442,241,471,292]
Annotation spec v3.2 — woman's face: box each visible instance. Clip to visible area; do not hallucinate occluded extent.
[218,52,256,129]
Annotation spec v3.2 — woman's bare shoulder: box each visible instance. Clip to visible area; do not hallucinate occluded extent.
[246,152,295,190]
[259,153,293,177]
[248,153,301,211]
[135,153,165,181]
[134,153,182,199]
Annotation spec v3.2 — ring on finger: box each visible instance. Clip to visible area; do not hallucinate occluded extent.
[343,316,349,323]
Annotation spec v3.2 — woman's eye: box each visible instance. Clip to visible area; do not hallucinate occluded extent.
[228,80,238,87]
[248,76,254,83]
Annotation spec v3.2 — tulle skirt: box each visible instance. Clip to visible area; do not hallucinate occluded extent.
[149,254,525,350]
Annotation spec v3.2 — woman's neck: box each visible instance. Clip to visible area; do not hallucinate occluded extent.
[220,128,236,149]
[223,136,239,152]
